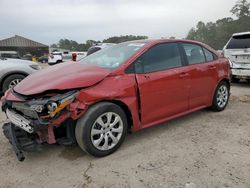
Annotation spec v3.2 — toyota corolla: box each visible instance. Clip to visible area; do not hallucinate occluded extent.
[1,39,230,161]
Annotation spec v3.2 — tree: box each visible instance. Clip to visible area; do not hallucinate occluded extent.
[231,0,250,18]
[50,35,148,52]
[186,0,250,49]
[50,44,58,48]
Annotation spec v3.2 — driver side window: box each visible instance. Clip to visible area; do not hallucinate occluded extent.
[135,43,182,73]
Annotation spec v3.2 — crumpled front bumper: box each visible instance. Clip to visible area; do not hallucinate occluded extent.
[3,123,42,161]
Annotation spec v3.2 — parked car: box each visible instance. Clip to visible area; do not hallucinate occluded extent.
[38,56,48,63]
[48,51,86,65]
[1,39,230,161]
[0,51,21,59]
[0,58,41,94]
[22,54,33,61]
[223,31,250,82]
[87,43,116,56]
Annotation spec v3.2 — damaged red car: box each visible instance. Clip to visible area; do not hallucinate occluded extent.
[1,39,230,161]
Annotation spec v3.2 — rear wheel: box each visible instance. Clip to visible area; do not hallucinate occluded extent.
[211,81,230,111]
[75,102,128,157]
[2,74,25,92]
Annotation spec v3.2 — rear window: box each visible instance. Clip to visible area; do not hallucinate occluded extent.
[226,34,250,49]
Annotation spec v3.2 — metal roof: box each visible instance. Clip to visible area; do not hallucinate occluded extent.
[0,35,48,47]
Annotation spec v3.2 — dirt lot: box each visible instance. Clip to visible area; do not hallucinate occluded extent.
[0,83,250,188]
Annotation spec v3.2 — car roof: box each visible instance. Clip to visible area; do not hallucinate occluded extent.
[123,39,218,56]
[232,31,250,37]
[125,38,206,45]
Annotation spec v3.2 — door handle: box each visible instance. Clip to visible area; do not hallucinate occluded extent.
[179,72,189,78]
[208,65,216,70]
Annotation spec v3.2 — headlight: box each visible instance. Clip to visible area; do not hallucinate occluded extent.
[47,101,58,112]
[46,91,79,117]
[29,91,78,117]
[30,64,41,70]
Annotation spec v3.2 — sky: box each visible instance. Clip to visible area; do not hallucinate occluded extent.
[0,0,237,45]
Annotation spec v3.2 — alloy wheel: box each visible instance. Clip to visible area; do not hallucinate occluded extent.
[8,79,22,89]
[216,85,228,108]
[91,112,123,151]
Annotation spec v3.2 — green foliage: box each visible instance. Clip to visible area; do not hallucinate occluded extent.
[50,35,148,51]
[50,39,100,51]
[187,0,250,50]
[231,0,250,18]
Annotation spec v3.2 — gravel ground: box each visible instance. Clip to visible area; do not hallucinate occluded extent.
[0,83,249,188]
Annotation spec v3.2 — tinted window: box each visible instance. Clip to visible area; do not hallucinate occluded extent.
[226,34,250,49]
[136,43,182,73]
[182,43,206,65]
[203,48,214,61]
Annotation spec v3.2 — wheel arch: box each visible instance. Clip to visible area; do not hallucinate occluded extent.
[219,78,230,87]
[209,78,230,106]
[0,71,28,90]
[87,99,133,131]
[213,78,230,93]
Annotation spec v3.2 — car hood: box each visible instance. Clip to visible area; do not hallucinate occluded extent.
[14,62,111,96]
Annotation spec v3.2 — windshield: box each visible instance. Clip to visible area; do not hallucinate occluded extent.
[226,34,250,49]
[79,42,146,70]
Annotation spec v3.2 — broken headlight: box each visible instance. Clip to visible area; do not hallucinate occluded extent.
[29,91,79,117]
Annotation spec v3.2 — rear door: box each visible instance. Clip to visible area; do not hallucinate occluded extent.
[181,43,218,109]
[134,42,190,126]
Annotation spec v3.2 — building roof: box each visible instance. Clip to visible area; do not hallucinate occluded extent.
[0,35,48,48]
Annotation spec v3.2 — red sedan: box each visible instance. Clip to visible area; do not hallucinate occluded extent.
[1,39,230,161]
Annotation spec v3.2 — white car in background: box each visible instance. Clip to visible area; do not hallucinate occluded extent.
[0,58,41,94]
[48,51,86,65]
[223,31,250,82]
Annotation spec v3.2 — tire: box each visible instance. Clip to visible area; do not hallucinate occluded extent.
[211,81,230,112]
[75,102,128,157]
[231,76,240,83]
[2,74,26,92]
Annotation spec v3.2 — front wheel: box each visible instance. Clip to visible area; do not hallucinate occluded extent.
[211,81,230,111]
[75,102,128,157]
